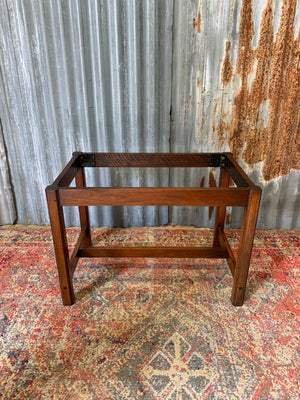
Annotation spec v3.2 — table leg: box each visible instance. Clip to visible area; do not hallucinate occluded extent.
[213,168,230,246]
[75,168,92,246]
[46,187,75,305]
[231,189,261,306]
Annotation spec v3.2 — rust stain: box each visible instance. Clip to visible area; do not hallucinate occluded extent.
[197,76,200,88]
[200,116,206,133]
[221,41,233,86]
[193,6,201,33]
[216,118,227,149]
[217,0,300,181]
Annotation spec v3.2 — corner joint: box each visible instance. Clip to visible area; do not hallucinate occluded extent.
[75,153,95,168]
[209,154,229,168]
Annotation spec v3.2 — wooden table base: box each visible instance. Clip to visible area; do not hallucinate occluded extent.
[46,152,261,306]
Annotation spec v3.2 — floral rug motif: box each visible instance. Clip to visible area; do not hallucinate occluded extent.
[0,226,299,399]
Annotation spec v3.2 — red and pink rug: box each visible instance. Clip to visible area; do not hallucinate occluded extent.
[0,226,299,399]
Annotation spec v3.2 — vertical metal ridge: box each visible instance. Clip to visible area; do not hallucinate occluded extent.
[143,0,155,152]
[126,0,139,151]
[106,1,123,152]
[0,120,16,224]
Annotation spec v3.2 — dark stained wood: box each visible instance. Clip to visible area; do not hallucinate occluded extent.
[226,154,258,188]
[213,167,231,246]
[75,168,92,247]
[226,165,249,187]
[217,227,236,276]
[45,187,75,305]
[70,228,87,277]
[59,187,249,207]
[52,153,79,187]
[231,188,262,306]
[78,246,228,259]
[94,153,211,167]
[46,152,261,306]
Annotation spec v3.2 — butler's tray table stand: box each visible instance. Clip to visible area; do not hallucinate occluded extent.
[46,152,261,306]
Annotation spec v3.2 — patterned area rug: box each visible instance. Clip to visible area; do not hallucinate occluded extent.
[0,225,299,399]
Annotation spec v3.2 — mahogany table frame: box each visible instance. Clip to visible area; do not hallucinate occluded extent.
[46,152,261,306]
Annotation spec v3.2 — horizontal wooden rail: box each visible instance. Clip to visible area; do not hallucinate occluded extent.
[226,154,259,189]
[79,152,214,168]
[77,246,228,259]
[51,154,79,187]
[59,187,249,207]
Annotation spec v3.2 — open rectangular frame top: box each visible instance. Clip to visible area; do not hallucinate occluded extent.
[46,152,261,307]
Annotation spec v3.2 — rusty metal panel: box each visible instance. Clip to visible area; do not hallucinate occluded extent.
[170,0,300,228]
[0,0,173,227]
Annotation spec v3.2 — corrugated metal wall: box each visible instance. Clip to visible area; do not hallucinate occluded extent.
[0,0,173,227]
[170,0,300,229]
[0,120,16,224]
[0,0,299,228]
